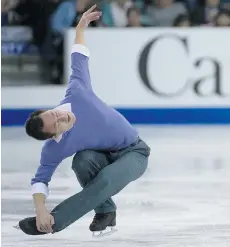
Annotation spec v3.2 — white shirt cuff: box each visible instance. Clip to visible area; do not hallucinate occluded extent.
[32,182,49,198]
[72,44,90,57]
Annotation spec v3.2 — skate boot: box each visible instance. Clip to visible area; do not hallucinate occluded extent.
[14,216,48,235]
[89,212,117,237]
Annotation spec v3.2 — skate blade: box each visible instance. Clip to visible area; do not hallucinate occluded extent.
[92,227,117,238]
[13,225,21,230]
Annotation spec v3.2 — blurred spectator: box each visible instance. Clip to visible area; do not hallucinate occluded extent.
[213,8,230,25]
[51,0,77,35]
[10,0,62,83]
[191,0,221,25]
[12,0,59,45]
[147,0,188,26]
[1,0,19,26]
[221,0,230,10]
[184,0,198,12]
[133,0,154,25]
[48,0,98,84]
[102,0,134,27]
[126,7,143,26]
[3,0,229,86]
[1,0,9,26]
[50,0,100,33]
[173,13,191,26]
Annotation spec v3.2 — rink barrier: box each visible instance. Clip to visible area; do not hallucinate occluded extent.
[64,28,230,109]
[2,28,230,126]
[2,108,230,126]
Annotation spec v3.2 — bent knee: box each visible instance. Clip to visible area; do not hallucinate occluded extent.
[72,150,107,175]
[72,150,94,170]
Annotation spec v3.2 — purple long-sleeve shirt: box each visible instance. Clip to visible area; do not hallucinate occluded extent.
[31,44,138,197]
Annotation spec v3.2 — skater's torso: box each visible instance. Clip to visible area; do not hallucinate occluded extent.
[42,86,138,161]
[32,50,137,185]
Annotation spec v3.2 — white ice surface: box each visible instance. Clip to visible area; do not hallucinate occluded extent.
[2,126,230,247]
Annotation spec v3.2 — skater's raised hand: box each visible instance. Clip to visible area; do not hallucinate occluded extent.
[77,4,102,29]
[36,209,55,233]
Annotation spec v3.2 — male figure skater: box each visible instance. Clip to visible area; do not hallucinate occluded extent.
[17,5,150,236]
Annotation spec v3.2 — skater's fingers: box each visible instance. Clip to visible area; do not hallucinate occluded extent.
[50,215,55,226]
[37,225,42,232]
[36,221,42,232]
[35,214,53,233]
[38,221,51,233]
[88,12,102,21]
[45,223,53,233]
[40,226,47,232]
[49,215,55,233]
[84,4,97,15]
[38,225,46,233]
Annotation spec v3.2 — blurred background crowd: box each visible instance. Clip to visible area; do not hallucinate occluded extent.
[2,0,230,85]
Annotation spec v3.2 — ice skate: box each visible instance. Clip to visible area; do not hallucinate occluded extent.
[14,216,48,235]
[90,212,117,237]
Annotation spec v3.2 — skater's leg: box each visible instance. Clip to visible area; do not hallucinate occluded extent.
[72,150,117,213]
[51,140,150,233]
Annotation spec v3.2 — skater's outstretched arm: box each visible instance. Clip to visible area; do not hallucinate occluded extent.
[67,5,102,91]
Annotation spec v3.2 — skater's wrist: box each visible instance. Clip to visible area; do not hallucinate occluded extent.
[35,205,47,215]
[76,26,84,31]
[75,27,84,45]
[33,193,47,214]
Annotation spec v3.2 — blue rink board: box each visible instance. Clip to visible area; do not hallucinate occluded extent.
[2,108,230,126]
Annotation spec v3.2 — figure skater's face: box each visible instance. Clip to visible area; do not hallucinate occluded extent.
[40,109,76,136]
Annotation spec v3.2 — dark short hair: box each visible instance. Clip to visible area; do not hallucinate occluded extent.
[25,110,55,140]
